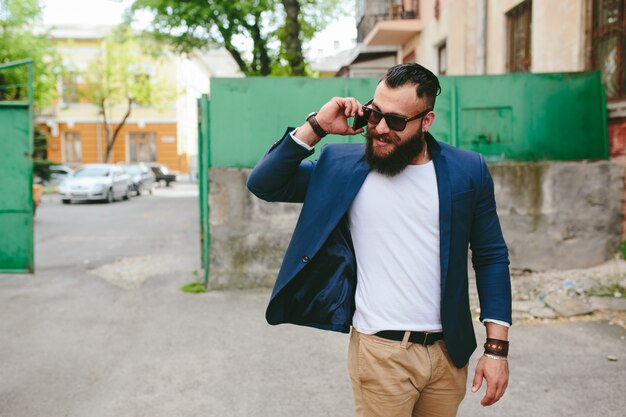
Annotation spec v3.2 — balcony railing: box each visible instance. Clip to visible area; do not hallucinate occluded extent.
[357,0,419,42]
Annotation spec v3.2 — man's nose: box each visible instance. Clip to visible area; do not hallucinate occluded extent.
[375,117,391,134]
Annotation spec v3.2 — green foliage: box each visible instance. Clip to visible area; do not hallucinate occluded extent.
[587,282,625,298]
[33,126,58,182]
[0,0,61,108]
[180,281,207,294]
[0,0,61,178]
[131,0,342,76]
[81,25,174,108]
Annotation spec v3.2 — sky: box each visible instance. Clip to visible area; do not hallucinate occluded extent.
[42,0,136,26]
[41,0,356,60]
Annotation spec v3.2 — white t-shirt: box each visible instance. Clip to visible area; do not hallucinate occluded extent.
[288,133,510,329]
[349,163,442,333]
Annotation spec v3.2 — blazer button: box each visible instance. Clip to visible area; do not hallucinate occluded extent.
[301,256,309,263]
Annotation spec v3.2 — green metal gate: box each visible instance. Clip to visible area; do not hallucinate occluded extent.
[202,72,608,168]
[197,72,609,284]
[198,94,210,283]
[0,59,35,273]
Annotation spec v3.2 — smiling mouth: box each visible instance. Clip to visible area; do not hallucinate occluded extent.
[375,136,394,145]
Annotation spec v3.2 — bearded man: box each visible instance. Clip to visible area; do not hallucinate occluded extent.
[247,63,512,417]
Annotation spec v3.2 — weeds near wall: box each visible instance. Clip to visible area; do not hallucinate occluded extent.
[180,270,207,294]
[587,282,625,298]
[180,282,207,294]
[620,241,626,260]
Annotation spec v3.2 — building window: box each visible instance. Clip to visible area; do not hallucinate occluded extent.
[63,132,81,163]
[507,0,532,72]
[129,132,157,162]
[438,42,447,75]
[402,0,418,19]
[592,0,625,99]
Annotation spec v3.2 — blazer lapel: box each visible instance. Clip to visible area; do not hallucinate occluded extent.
[339,154,370,212]
[302,151,369,249]
[280,146,369,288]
[428,134,452,296]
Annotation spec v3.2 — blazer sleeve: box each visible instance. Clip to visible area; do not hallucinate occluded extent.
[247,127,316,203]
[469,155,512,325]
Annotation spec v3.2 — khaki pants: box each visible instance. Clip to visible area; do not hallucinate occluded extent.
[348,329,468,417]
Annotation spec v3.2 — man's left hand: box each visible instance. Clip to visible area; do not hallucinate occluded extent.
[471,355,509,406]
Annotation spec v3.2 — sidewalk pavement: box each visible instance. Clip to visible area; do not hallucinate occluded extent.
[1,281,624,417]
[1,184,624,417]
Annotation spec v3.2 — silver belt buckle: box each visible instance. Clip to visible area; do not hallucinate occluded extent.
[422,332,430,346]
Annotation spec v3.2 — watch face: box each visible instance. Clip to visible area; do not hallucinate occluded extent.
[306,112,317,120]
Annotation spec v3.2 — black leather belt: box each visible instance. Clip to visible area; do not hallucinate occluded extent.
[375,330,444,346]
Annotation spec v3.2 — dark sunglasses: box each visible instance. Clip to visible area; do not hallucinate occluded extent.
[362,99,432,132]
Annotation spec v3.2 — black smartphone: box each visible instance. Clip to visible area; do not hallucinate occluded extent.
[352,110,369,131]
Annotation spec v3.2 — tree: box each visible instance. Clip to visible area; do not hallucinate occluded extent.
[32,126,55,183]
[80,25,175,162]
[280,0,305,75]
[0,0,61,182]
[0,0,60,108]
[130,0,342,76]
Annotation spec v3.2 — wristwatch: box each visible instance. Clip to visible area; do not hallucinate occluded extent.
[306,112,327,138]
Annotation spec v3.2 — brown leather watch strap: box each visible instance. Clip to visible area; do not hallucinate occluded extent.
[306,112,327,138]
[484,338,509,357]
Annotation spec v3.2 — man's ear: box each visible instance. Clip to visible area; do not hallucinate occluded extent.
[422,111,435,132]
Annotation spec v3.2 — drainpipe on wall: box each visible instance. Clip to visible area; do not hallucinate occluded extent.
[476,0,487,74]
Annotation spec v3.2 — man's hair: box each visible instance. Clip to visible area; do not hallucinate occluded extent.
[382,63,442,108]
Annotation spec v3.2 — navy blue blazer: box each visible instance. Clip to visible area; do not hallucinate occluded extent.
[247,128,512,368]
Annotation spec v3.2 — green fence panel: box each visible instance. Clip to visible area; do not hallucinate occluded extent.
[197,94,210,285]
[198,72,609,284]
[0,103,33,273]
[434,72,608,162]
[209,77,379,168]
[0,59,34,273]
[207,72,607,168]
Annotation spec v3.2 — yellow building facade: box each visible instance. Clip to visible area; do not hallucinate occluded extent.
[38,25,242,175]
[41,121,184,171]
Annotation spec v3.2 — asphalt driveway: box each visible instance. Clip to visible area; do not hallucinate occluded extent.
[0,184,624,417]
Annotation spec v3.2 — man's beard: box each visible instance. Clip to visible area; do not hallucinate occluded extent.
[364,127,424,177]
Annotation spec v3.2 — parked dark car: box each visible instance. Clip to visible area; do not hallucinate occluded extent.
[147,163,177,187]
[120,163,155,195]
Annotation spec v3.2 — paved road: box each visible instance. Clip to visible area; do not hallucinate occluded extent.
[1,184,625,417]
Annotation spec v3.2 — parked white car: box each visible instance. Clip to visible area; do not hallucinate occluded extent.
[119,163,156,196]
[59,164,132,204]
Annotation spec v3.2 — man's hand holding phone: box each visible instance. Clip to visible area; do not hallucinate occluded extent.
[295,97,366,148]
[351,110,369,131]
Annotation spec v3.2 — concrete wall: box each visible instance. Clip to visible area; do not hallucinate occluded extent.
[208,169,301,289]
[406,0,449,73]
[208,161,624,289]
[530,0,587,73]
[371,0,588,76]
[444,0,587,75]
[490,161,623,270]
